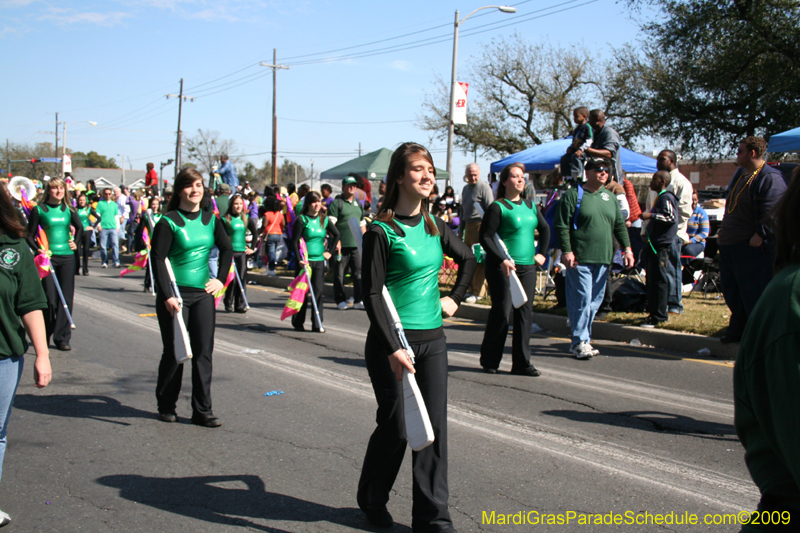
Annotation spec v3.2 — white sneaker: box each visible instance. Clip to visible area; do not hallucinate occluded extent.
[346,297,355,305]
[586,342,600,356]
[102,263,108,268]
[0,509,10,527]
[267,269,276,276]
[337,301,348,310]
[114,263,121,268]
[353,301,365,310]
[571,341,594,360]
[464,294,478,304]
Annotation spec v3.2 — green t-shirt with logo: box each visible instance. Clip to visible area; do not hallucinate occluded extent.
[328,196,364,249]
[554,185,630,264]
[0,235,48,359]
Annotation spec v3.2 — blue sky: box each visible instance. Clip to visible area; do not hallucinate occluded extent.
[2,0,647,183]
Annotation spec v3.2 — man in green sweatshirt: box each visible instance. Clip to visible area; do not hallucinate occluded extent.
[555,157,634,359]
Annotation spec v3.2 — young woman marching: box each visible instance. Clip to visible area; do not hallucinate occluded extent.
[479,162,549,376]
[290,191,339,332]
[150,169,233,427]
[0,182,51,528]
[26,177,83,351]
[141,196,162,293]
[75,193,100,276]
[222,194,258,313]
[358,143,476,532]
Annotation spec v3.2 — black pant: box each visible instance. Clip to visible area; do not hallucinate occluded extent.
[155,290,215,417]
[646,246,670,322]
[480,262,537,371]
[358,331,452,533]
[292,260,324,330]
[333,247,362,304]
[43,254,75,346]
[719,241,775,338]
[224,252,248,312]
[76,231,93,274]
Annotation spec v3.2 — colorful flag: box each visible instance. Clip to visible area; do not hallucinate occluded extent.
[280,271,309,320]
[211,198,221,219]
[20,188,35,217]
[120,249,148,277]
[34,225,52,279]
[213,264,236,308]
[284,194,296,238]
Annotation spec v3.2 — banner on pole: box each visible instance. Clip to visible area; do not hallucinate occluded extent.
[63,154,72,173]
[452,82,469,125]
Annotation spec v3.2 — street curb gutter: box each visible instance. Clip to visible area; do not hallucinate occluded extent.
[247,272,738,362]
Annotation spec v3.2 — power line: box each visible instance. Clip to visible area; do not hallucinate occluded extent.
[279,117,413,125]
[185,62,261,92]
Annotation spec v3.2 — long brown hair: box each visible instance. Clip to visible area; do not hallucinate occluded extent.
[42,176,74,211]
[165,168,205,213]
[773,166,800,273]
[376,142,438,236]
[0,182,27,238]
[299,191,327,228]
[225,193,247,225]
[496,162,526,200]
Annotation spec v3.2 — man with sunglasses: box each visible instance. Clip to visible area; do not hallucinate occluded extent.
[555,158,634,359]
[95,188,121,268]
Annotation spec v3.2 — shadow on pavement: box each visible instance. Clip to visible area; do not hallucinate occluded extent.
[13,394,153,427]
[542,409,738,441]
[97,474,409,532]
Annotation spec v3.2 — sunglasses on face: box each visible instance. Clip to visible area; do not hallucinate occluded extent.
[591,168,610,174]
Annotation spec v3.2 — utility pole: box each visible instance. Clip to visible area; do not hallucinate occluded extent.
[310,158,314,191]
[358,142,362,157]
[166,79,195,179]
[260,49,289,186]
[6,139,10,178]
[54,112,59,176]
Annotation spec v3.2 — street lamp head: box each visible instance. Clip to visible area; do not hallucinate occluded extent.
[88,121,97,126]
[498,6,516,13]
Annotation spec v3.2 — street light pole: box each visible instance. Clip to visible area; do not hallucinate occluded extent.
[62,120,97,177]
[445,5,516,187]
[166,79,196,179]
[260,49,289,186]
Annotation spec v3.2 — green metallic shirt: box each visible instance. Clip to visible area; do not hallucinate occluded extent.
[300,215,327,261]
[37,204,74,256]
[163,211,216,289]
[373,215,443,330]
[225,215,248,253]
[495,199,538,265]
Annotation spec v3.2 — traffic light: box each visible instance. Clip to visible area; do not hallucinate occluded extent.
[30,158,36,163]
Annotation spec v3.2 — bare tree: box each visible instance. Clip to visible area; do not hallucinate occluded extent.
[418,35,605,158]
[184,129,240,176]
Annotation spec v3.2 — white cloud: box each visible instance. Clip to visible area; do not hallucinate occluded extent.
[391,60,412,71]
[190,6,237,22]
[39,8,132,26]
[0,0,41,8]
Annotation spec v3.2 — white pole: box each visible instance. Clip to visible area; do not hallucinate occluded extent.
[445,9,459,190]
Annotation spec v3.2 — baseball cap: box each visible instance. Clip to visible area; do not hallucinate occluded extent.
[342,176,358,186]
[584,157,612,171]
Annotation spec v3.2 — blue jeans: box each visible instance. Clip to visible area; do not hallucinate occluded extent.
[208,246,219,279]
[0,356,24,483]
[565,264,609,348]
[99,228,119,265]
[666,236,683,313]
[265,234,282,270]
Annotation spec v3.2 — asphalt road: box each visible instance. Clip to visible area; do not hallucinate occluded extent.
[0,263,756,532]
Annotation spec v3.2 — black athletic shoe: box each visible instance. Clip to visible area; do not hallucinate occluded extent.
[191,414,222,428]
[55,343,71,351]
[158,412,178,423]
[292,323,305,332]
[482,367,498,374]
[720,334,741,344]
[363,508,393,528]
[510,366,541,377]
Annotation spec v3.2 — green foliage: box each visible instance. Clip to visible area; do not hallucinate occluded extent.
[69,150,119,169]
[614,0,800,157]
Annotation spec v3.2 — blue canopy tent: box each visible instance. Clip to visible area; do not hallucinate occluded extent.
[490,138,657,174]
[767,127,800,152]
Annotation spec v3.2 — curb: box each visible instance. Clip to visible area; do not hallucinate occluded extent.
[247,272,738,361]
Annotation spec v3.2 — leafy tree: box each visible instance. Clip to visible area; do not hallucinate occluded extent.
[185,129,239,176]
[418,35,607,158]
[69,150,119,169]
[612,0,800,156]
